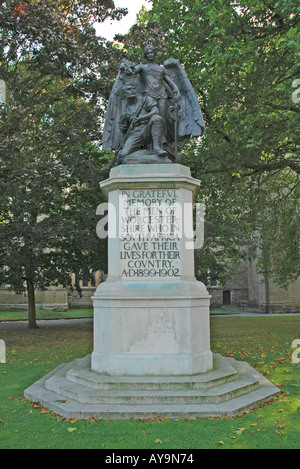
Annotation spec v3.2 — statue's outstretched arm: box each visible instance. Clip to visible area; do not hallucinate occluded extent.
[134,64,143,75]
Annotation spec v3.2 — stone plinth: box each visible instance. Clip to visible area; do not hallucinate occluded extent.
[24,353,280,420]
[24,163,281,420]
[91,164,213,376]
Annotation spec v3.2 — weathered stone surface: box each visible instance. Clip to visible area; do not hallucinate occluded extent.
[24,354,280,420]
[92,164,213,376]
[121,150,172,165]
[24,163,281,420]
[101,46,205,166]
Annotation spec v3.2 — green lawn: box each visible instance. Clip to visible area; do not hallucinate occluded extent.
[210,307,238,315]
[0,308,93,321]
[0,307,228,322]
[0,315,299,449]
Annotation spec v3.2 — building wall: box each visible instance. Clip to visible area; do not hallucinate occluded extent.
[68,287,96,309]
[262,278,300,313]
[0,287,68,311]
[68,271,106,309]
[0,271,106,312]
[207,256,300,313]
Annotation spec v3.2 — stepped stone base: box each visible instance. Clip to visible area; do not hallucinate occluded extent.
[24,354,280,420]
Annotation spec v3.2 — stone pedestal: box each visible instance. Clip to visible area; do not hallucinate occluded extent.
[24,163,280,420]
[91,164,213,376]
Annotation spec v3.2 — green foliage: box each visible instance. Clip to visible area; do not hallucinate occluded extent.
[0,308,93,321]
[114,20,168,64]
[0,1,127,324]
[142,0,300,286]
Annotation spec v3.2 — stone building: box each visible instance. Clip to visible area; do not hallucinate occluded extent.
[208,257,300,313]
[0,285,69,312]
[0,270,106,312]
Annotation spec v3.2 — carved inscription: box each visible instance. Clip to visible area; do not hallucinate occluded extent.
[119,189,182,279]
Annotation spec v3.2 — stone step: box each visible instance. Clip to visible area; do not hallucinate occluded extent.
[44,354,259,405]
[45,374,259,405]
[24,375,279,421]
[24,355,280,420]
[65,354,239,391]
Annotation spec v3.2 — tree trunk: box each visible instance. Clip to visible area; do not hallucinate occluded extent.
[26,278,38,328]
[264,272,270,314]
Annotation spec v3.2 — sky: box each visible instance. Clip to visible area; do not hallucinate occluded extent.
[95,1,153,41]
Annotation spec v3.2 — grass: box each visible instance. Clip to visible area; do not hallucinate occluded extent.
[0,309,93,321]
[0,315,299,449]
[0,307,229,322]
[209,307,238,315]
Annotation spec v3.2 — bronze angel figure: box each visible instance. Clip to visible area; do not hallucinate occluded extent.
[101,44,205,166]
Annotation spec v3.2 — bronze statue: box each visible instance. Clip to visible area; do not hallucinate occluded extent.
[102,45,205,166]
[118,82,167,159]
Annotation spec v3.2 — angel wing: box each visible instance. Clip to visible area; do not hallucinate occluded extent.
[101,60,137,151]
[163,59,205,140]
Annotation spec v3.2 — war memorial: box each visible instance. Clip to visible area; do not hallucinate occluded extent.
[24,45,280,419]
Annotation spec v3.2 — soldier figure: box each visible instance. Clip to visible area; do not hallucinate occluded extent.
[102,45,205,165]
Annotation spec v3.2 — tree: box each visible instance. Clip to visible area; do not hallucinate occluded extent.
[138,0,300,286]
[0,0,126,327]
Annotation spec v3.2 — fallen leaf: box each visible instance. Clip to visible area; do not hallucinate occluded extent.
[154,415,165,421]
[154,439,162,444]
[234,427,246,435]
[88,417,99,422]
[67,427,77,433]
[218,441,225,445]
[277,425,286,429]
